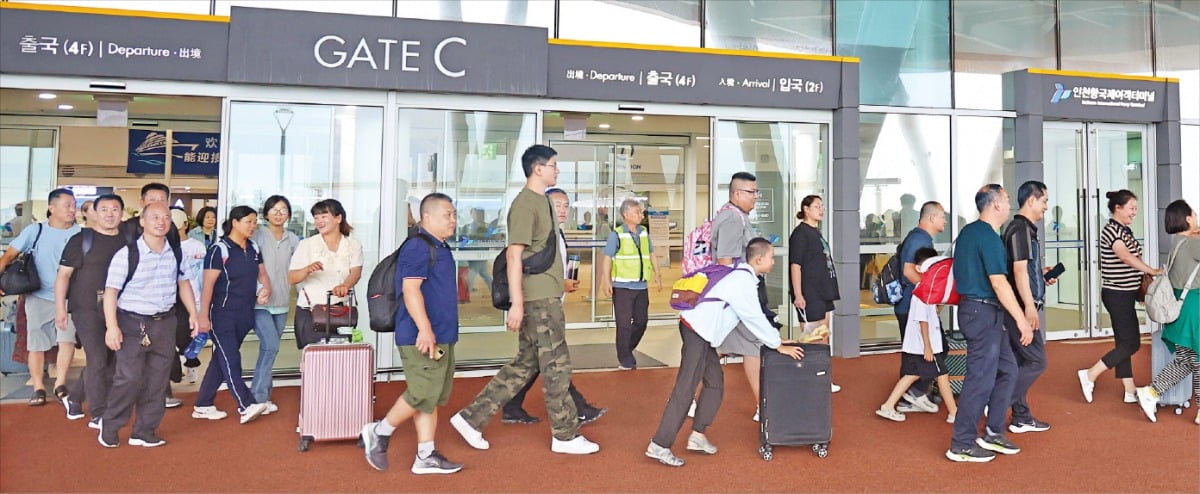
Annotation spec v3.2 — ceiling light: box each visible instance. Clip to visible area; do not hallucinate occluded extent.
[598,123,611,129]
[631,115,644,121]
[57,104,74,110]
[38,93,56,100]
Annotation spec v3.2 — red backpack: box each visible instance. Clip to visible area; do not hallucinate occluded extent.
[913,256,960,305]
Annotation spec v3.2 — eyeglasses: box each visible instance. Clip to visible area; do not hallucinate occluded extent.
[538,162,559,170]
[738,189,762,198]
[268,208,290,215]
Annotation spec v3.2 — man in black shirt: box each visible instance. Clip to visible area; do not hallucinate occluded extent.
[57,194,127,425]
[1002,181,1055,434]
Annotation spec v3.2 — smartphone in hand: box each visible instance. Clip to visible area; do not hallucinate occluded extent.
[1044,262,1066,281]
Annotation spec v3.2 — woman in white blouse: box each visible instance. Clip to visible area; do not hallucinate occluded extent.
[288,199,363,348]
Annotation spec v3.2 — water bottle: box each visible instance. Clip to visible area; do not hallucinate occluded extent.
[184,332,209,360]
[567,255,580,281]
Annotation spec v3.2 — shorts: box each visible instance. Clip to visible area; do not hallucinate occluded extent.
[716,322,762,357]
[900,352,947,380]
[397,343,456,414]
[23,296,76,352]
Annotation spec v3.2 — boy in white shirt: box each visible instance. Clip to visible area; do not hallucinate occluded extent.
[876,247,958,424]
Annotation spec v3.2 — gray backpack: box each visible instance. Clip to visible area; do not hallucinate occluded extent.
[1146,238,1200,325]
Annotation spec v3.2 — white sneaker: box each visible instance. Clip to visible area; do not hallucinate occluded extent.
[1077,369,1095,403]
[831,383,841,393]
[687,400,696,419]
[946,414,956,424]
[1123,392,1138,404]
[261,401,278,415]
[1135,386,1158,423]
[752,407,759,422]
[686,432,718,454]
[192,406,228,420]
[450,413,490,450]
[239,403,267,424]
[875,406,905,422]
[908,394,939,413]
[185,367,198,384]
[551,435,599,455]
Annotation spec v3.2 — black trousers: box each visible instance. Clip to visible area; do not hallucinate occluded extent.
[613,287,649,368]
[895,312,935,396]
[103,310,175,438]
[651,322,723,449]
[503,373,588,414]
[69,307,114,419]
[1100,288,1141,379]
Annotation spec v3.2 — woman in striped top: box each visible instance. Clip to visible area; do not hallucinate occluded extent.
[1077,190,1164,404]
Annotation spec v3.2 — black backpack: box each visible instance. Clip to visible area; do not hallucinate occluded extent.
[119,234,184,294]
[871,235,909,306]
[367,232,437,333]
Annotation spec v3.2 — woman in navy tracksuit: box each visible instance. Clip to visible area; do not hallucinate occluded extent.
[193,205,272,424]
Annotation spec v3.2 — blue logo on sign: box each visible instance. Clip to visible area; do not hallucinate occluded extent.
[1050,83,1072,104]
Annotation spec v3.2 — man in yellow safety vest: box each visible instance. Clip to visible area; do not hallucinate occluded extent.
[599,198,663,369]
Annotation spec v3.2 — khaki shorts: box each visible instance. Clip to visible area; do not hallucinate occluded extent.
[23,296,76,352]
[397,344,455,414]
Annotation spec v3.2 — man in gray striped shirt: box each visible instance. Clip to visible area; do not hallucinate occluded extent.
[98,203,198,448]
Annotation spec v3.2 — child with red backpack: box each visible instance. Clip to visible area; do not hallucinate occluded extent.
[876,247,959,425]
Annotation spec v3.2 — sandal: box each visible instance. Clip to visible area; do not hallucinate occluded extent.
[29,389,47,407]
[54,385,68,401]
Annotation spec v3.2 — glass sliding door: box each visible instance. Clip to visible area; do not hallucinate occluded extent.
[552,141,615,324]
[712,120,828,335]
[1041,122,1151,338]
[0,127,56,248]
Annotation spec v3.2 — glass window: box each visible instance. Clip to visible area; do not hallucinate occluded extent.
[1182,125,1199,212]
[216,0,393,16]
[836,0,951,107]
[705,0,832,55]
[1154,0,1200,120]
[1,128,56,247]
[558,0,700,47]
[16,0,213,15]
[857,113,950,345]
[953,0,1056,110]
[396,109,537,331]
[225,102,383,370]
[953,117,1012,233]
[395,0,553,29]
[1059,0,1152,75]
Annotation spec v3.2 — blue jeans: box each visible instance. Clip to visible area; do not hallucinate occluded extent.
[951,300,1018,451]
[251,309,286,403]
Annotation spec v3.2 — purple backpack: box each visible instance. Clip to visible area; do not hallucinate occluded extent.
[669,263,739,311]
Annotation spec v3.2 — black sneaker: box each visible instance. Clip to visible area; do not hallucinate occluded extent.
[128,433,166,447]
[945,446,996,463]
[411,450,463,475]
[976,434,1021,455]
[501,409,541,425]
[88,417,103,430]
[361,422,390,471]
[98,428,119,448]
[578,406,608,426]
[65,399,85,420]
[1008,418,1051,434]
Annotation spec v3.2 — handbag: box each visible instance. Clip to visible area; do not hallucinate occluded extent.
[0,224,43,295]
[305,288,359,333]
[1146,238,1200,325]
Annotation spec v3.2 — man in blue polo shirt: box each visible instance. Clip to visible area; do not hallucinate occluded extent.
[361,193,462,475]
[946,184,1033,463]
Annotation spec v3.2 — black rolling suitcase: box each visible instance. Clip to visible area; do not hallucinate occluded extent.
[758,343,832,460]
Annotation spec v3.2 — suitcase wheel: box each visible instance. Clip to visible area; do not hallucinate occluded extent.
[759,444,773,461]
[1175,407,1184,415]
[813,444,829,458]
[298,436,313,453]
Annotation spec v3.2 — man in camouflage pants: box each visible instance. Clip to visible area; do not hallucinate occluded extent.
[450,144,600,455]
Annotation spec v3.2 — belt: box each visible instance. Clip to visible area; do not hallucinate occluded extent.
[118,309,173,321]
[963,298,1001,308]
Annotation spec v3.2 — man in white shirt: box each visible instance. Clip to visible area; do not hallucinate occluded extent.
[645,237,804,467]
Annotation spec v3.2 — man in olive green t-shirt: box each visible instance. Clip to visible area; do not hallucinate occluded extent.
[450,145,600,455]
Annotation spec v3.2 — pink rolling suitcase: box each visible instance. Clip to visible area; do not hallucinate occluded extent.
[297,342,374,452]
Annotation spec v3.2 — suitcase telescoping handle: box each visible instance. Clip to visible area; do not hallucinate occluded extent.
[320,289,356,343]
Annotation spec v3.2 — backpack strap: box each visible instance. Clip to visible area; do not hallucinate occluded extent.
[81,228,95,257]
[402,231,439,271]
[27,223,44,253]
[121,240,139,294]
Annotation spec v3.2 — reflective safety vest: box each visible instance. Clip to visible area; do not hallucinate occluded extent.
[612,225,653,283]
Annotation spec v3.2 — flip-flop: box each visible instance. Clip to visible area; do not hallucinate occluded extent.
[29,389,47,407]
[54,385,69,401]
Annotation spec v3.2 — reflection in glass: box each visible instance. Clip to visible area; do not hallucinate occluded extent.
[1094,128,1148,328]
[836,0,951,107]
[953,0,1055,110]
[0,128,56,244]
[397,109,536,329]
[1153,1,1200,120]
[705,0,832,54]
[393,0,554,29]
[559,0,700,47]
[1042,126,1087,333]
[1059,0,1152,74]
[856,113,950,345]
[954,117,1010,233]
